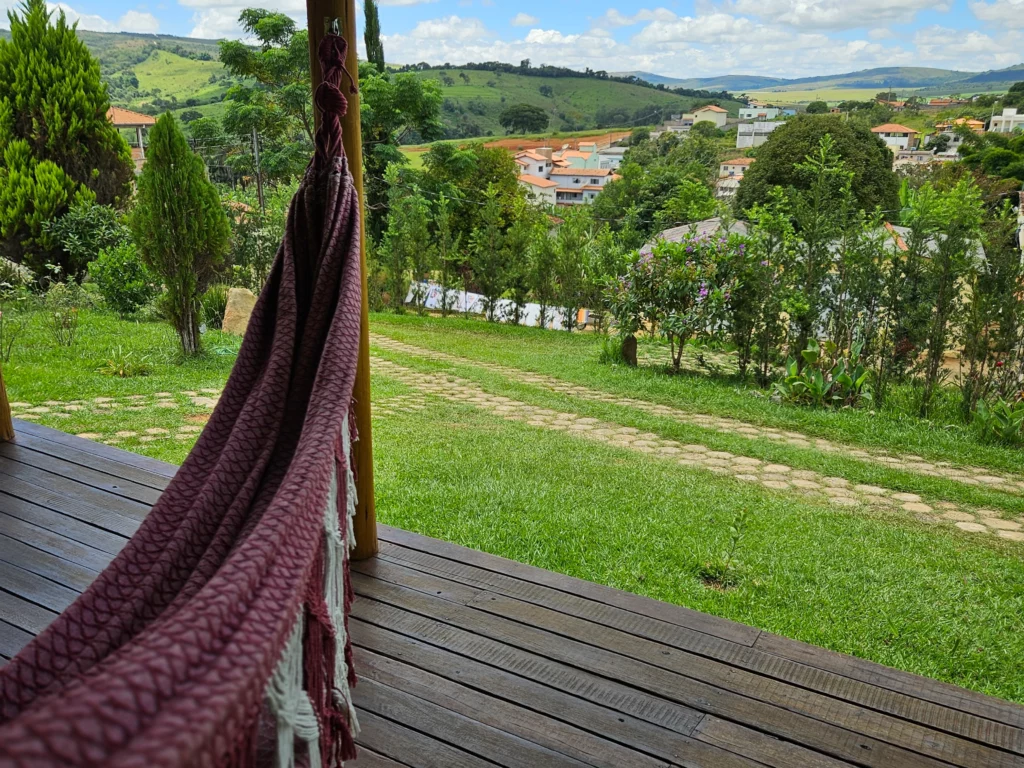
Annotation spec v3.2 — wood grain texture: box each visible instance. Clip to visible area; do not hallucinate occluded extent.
[2,423,1023,768]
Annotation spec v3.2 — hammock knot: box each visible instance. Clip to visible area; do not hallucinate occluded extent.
[314,32,357,171]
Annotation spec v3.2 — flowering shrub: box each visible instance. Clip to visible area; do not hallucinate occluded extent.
[608,233,738,370]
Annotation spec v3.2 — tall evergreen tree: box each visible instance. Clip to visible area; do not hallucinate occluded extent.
[131,114,230,356]
[0,0,133,273]
[364,0,386,74]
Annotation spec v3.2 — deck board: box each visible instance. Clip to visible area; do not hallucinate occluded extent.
[2,419,1023,768]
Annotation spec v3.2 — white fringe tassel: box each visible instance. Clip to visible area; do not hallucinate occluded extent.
[265,413,360,768]
[265,620,323,768]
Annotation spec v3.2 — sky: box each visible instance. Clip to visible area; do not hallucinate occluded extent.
[5,0,1024,79]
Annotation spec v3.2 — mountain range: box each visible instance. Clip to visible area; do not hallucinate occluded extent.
[617,65,1024,94]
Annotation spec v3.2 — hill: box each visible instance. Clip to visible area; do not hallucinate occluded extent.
[618,65,1024,96]
[411,68,744,138]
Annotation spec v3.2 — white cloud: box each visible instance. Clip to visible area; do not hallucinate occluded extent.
[726,0,951,31]
[970,0,1024,28]
[408,15,489,42]
[118,10,159,33]
[593,8,679,28]
[510,12,538,26]
[49,3,116,31]
[913,24,1023,67]
[188,7,246,38]
[868,27,894,39]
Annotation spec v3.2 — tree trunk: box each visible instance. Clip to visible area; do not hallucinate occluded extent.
[178,307,201,356]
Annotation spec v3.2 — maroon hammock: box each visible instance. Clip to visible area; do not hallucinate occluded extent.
[0,34,362,768]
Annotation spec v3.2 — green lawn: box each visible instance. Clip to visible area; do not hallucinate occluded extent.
[7,308,1024,703]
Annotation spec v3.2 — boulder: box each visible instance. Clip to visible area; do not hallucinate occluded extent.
[222,287,258,336]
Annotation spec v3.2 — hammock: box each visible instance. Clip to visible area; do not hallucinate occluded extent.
[0,33,363,768]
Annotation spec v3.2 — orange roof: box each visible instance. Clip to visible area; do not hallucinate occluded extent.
[871,123,917,134]
[696,105,727,113]
[549,167,612,177]
[722,157,755,166]
[610,173,622,181]
[582,185,605,191]
[556,150,594,159]
[518,174,557,189]
[556,188,583,194]
[553,159,570,167]
[107,106,156,127]
[515,150,548,162]
[514,158,529,166]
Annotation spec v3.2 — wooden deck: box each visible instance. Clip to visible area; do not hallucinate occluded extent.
[2,420,1024,767]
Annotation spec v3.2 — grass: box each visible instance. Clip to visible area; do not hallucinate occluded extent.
[8,307,1024,702]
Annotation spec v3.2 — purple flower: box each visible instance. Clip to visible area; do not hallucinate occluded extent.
[760,260,769,266]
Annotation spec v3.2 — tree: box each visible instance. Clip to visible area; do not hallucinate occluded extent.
[553,207,596,331]
[219,10,314,142]
[735,114,899,217]
[0,0,133,274]
[131,114,230,356]
[364,0,386,74]
[539,85,554,98]
[432,194,462,316]
[469,185,506,321]
[380,165,430,313]
[498,104,550,134]
[806,100,829,114]
[690,120,722,138]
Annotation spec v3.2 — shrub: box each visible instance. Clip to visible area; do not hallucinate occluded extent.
[598,334,625,365]
[42,280,84,346]
[974,397,1024,446]
[87,242,159,318]
[201,283,231,330]
[97,346,153,378]
[0,259,34,289]
[773,340,873,408]
[0,286,30,362]
[45,201,130,278]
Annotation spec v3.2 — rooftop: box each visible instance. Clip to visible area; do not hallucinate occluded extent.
[722,157,755,166]
[871,123,917,135]
[106,106,156,128]
[518,174,557,189]
[695,105,727,113]
[549,167,613,177]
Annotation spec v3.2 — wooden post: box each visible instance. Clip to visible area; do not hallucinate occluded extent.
[307,0,377,559]
[0,367,13,442]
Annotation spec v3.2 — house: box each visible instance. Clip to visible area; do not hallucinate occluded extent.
[876,100,906,112]
[829,107,842,114]
[517,174,558,205]
[989,108,1024,134]
[871,123,919,150]
[715,177,742,199]
[683,104,728,129]
[552,146,600,170]
[934,118,985,135]
[549,167,617,205]
[640,217,750,254]
[931,118,985,156]
[597,146,628,170]
[736,121,781,148]
[720,157,754,177]
[514,150,553,178]
[893,149,949,169]
[738,107,781,120]
[107,106,156,172]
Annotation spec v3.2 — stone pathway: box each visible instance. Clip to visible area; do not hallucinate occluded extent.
[370,334,1024,497]
[369,354,1024,542]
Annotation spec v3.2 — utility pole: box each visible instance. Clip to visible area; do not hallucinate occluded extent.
[252,127,265,213]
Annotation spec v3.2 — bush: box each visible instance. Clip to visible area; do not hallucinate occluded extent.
[97,346,153,377]
[87,242,159,318]
[773,340,873,409]
[45,201,130,278]
[974,397,1024,446]
[42,281,84,346]
[201,283,231,330]
[0,258,34,289]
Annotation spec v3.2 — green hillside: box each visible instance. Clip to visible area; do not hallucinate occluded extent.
[415,67,743,136]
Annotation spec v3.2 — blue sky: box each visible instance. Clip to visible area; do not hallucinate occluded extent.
[9,0,1024,78]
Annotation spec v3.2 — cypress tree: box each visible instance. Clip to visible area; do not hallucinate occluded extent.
[131,114,230,356]
[364,0,386,73]
[0,0,133,273]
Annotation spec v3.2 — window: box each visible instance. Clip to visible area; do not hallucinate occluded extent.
[573,178,581,184]
[590,178,600,185]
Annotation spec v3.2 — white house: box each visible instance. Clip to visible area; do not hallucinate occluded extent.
[871,123,919,151]
[517,174,558,205]
[514,149,554,178]
[549,167,617,205]
[736,122,781,148]
[720,157,754,177]
[738,107,781,120]
[989,108,1024,134]
[682,104,728,129]
[597,146,628,170]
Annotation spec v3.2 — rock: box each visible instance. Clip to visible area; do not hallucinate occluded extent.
[222,287,258,336]
[621,335,638,367]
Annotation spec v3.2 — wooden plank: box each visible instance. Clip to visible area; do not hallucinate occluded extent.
[0,512,115,572]
[349,747,410,768]
[351,619,761,768]
[355,708,499,768]
[0,589,58,635]
[0,619,32,660]
[0,441,163,505]
[0,493,127,555]
[0,483,139,539]
[377,525,760,646]
[356,677,591,768]
[0,560,79,612]
[13,420,178,479]
[354,645,675,768]
[352,566,990,768]
[377,541,1024,754]
[754,632,1024,730]
[0,532,98,592]
[0,458,149,523]
[8,430,171,492]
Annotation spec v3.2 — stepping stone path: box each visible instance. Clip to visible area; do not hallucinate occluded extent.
[372,392,428,417]
[12,389,225,447]
[371,333,1024,497]
[370,354,1024,542]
